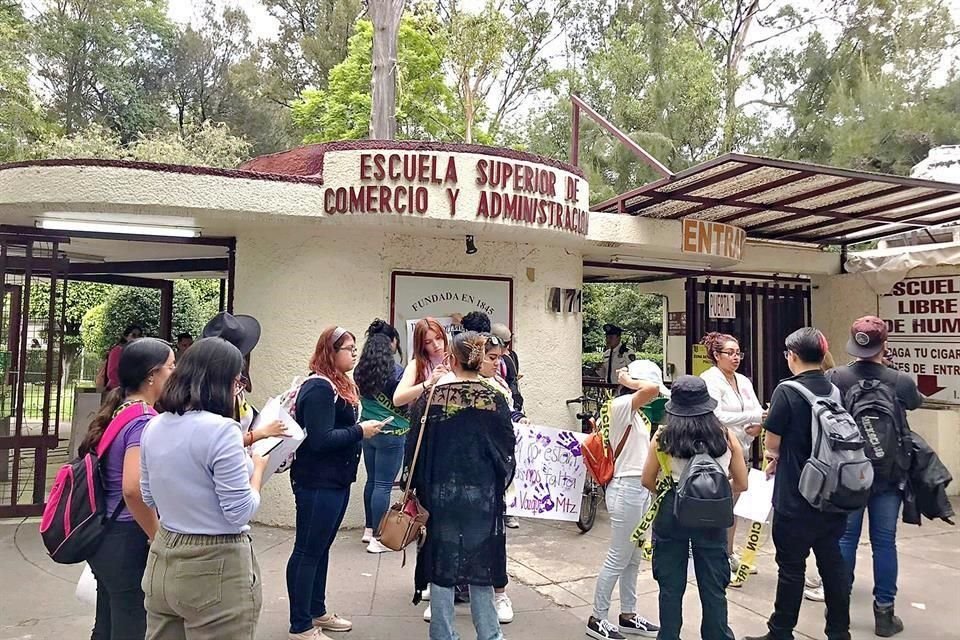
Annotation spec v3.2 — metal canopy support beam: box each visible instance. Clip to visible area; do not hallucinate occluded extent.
[582,261,812,283]
[68,257,229,275]
[693,171,817,222]
[69,273,168,288]
[159,281,174,342]
[772,196,960,242]
[0,224,234,248]
[569,94,673,179]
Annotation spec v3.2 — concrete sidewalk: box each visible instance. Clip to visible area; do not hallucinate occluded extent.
[2,501,958,640]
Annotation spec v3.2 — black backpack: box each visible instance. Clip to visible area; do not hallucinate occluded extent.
[843,377,910,482]
[673,445,734,528]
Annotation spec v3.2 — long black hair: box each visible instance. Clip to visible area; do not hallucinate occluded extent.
[657,412,729,458]
[80,337,171,455]
[159,337,242,418]
[366,318,402,360]
[355,333,396,398]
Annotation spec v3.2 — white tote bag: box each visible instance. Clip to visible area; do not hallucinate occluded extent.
[75,563,97,606]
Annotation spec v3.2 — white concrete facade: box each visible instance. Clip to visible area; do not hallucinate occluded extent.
[2,143,958,525]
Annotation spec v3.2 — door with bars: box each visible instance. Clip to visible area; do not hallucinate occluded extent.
[0,238,68,517]
[684,277,812,404]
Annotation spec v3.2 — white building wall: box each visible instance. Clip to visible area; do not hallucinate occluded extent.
[232,222,583,528]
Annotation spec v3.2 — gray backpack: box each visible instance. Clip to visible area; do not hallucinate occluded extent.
[783,381,874,513]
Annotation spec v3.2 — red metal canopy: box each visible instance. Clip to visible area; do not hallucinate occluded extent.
[592,153,960,245]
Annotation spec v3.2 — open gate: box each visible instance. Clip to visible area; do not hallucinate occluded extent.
[0,235,68,517]
[685,277,812,403]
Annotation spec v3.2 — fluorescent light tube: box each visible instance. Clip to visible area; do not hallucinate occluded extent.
[37,219,200,238]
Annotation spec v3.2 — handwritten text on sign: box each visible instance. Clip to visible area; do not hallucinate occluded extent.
[681,219,747,261]
[505,424,588,522]
[880,275,960,403]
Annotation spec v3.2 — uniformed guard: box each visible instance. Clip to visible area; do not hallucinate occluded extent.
[597,324,636,383]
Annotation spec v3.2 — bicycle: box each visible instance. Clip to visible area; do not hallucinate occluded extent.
[566,392,605,533]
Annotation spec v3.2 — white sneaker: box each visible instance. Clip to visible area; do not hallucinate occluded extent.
[804,574,822,589]
[289,630,327,640]
[423,605,431,622]
[366,538,393,554]
[421,585,431,601]
[495,593,514,624]
[361,528,373,543]
[804,585,825,602]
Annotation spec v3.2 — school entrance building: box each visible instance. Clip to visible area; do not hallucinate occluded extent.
[2,142,959,526]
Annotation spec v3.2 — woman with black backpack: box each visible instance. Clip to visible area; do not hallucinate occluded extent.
[641,375,748,640]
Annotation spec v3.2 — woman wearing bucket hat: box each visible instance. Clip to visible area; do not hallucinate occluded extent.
[202,312,287,447]
[640,375,747,640]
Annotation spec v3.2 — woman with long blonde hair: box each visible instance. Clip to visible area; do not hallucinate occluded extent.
[393,317,449,407]
[285,326,384,640]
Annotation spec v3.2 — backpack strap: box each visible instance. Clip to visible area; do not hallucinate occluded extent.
[96,402,157,458]
[781,380,842,406]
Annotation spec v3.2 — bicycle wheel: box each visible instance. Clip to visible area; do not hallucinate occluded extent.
[577,476,600,533]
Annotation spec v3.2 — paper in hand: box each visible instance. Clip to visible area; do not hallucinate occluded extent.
[733,468,775,523]
[250,397,305,482]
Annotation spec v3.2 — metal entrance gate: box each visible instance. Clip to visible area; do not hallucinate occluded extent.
[0,237,67,517]
[685,278,811,403]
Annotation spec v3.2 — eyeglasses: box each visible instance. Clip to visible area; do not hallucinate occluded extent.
[718,350,744,359]
[783,350,791,360]
[338,346,358,355]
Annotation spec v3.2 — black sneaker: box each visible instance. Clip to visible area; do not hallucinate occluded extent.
[618,614,659,637]
[586,616,626,640]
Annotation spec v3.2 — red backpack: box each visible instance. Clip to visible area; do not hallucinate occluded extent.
[40,403,156,564]
[582,399,632,486]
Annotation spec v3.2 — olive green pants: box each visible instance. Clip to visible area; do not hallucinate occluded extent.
[143,528,262,640]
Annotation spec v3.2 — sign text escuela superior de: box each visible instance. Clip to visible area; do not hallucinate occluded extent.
[320,150,589,236]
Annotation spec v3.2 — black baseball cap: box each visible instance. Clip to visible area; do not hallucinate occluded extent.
[846,315,887,359]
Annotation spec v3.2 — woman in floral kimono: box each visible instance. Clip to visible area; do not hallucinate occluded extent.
[406,331,516,640]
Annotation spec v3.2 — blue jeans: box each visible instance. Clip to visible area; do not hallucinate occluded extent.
[286,484,350,633]
[362,433,406,531]
[838,483,902,606]
[652,492,733,640]
[429,584,502,640]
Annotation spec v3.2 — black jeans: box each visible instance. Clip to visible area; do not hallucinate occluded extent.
[768,511,851,640]
[88,520,149,640]
[286,484,351,633]
[651,494,734,640]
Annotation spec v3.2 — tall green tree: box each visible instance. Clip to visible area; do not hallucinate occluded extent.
[0,0,41,160]
[259,0,363,106]
[756,0,956,174]
[292,12,455,142]
[32,0,177,142]
[29,121,251,168]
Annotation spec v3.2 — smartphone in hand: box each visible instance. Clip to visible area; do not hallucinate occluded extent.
[379,416,395,427]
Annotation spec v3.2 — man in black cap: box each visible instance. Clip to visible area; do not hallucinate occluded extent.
[596,324,636,384]
[826,316,922,638]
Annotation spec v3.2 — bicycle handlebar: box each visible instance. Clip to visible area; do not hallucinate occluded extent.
[566,397,586,405]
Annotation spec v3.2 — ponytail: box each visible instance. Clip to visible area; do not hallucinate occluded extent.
[79,388,124,456]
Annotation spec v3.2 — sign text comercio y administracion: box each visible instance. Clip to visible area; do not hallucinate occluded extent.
[320,150,590,236]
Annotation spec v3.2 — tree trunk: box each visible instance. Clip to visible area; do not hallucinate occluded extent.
[369,0,405,140]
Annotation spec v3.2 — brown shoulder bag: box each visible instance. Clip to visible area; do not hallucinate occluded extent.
[377,382,436,559]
